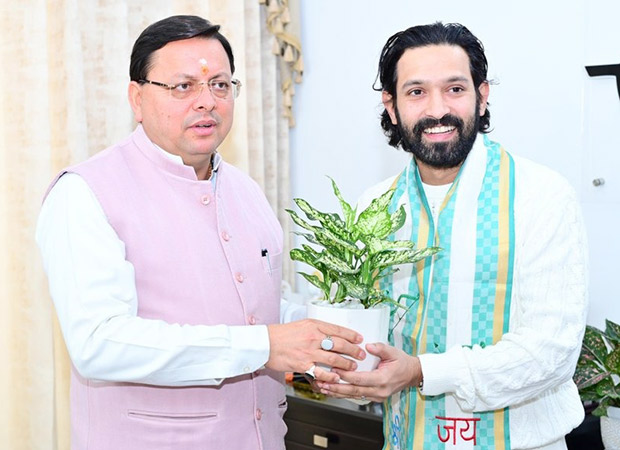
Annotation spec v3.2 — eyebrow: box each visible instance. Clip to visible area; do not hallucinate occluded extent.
[401,75,470,88]
[172,71,231,81]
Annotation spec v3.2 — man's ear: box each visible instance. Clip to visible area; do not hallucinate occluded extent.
[478,81,490,116]
[382,91,398,125]
[128,81,143,123]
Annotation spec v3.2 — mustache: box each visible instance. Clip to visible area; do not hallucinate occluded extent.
[185,113,221,127]
[412,114,464,135]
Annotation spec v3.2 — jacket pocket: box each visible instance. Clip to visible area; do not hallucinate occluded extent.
[260,249,283,275]
[123,409,224,449]
[127,409,218,423]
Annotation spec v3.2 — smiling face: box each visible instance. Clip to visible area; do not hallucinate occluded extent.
[383,44,489,176]
[128,37,235,179]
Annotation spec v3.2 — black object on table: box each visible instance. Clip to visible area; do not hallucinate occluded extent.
[565,412,604,450]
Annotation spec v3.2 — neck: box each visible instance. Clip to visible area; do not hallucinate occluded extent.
[196,154,214,180]
[416,159,461,186]
[184,153,214,180]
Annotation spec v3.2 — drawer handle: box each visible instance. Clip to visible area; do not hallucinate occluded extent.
[313,434,328,448]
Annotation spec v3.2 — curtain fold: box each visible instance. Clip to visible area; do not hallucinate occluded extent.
[0,1,301,448]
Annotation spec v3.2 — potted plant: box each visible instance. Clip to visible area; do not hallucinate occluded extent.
[573,319,620,449]
[286,177,440,372]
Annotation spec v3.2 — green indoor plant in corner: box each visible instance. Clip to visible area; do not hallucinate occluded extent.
[286,177,441,373]
[573,318,620,449]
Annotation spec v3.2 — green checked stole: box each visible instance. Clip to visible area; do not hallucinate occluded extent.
[381,136,516,450]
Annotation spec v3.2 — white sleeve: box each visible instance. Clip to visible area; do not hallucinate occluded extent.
[36,173,270,386]
[418,178,588,412]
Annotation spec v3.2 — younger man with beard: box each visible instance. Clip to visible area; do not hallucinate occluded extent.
[315,22,588,450]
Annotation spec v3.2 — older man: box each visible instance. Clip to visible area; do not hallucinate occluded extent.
[36,15,363,450]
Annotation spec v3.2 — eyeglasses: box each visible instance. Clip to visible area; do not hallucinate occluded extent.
[139,78,242,100]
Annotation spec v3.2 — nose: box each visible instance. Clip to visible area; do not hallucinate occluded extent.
[192,83,217,111]
[424,91,450,120]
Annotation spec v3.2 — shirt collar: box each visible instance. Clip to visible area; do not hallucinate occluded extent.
[153,143,222,181]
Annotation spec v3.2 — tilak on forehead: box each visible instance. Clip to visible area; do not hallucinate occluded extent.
[199,58,209,75]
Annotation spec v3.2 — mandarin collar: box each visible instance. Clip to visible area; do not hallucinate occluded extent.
[131,124,222,181]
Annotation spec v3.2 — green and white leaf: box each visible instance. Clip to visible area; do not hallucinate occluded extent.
[373,246,441,269]
[298,272,329,294]
[356,211,392,239]
[294,198,350,240]
[365,236,414,255]
[286,209,317,232]
[340,275,370,300]
[289,248,319,267]
[355,188,395,238]
[315,252,359,275]
[389,205,407,235]
[329,176,357,229]
[314,227,361,256]
[293,231,319,245]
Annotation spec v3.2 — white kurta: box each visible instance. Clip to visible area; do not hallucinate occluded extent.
[357,137,588,450]
[37,144,305,386]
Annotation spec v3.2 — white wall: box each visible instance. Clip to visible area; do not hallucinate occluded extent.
[290,0,620,328]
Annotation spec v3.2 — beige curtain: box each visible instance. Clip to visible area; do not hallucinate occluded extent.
[0,1,300,448]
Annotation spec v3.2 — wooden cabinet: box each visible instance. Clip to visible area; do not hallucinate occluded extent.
[284,388,383,450]
[284,386,603,450]
[283,387,604,449]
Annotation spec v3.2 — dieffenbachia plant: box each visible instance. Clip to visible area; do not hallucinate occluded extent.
[574,319,620,417]
[286,177,441,309]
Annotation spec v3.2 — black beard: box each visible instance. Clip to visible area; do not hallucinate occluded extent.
[396,104,480,169]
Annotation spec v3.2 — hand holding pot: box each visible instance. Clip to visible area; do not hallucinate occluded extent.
[266,319,366,383]
[316,342,423,403]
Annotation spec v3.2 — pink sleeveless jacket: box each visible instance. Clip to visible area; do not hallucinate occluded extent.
[54,126,286,449]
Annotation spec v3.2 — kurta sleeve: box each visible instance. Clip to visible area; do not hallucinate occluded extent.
[418,171,588,412]
[37,174,271,386]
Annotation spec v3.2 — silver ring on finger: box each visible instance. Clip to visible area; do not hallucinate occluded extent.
[320,335,334,351]
[361,395,366,401]
[304,364,317,381]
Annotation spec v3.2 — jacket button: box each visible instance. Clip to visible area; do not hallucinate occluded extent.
[221,231,230,241]
[201,195,211,205]
[248,315,256,325]
[255,409,262,420]
[235,273,244,283]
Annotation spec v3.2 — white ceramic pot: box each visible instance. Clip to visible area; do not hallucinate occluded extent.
[601,405,620,450]
[307,301,390,372]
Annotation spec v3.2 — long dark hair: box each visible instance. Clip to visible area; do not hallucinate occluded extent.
[129,15,235,82]
[375,22,490,148]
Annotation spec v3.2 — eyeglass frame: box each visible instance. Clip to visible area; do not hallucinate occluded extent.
[138,77,242,100]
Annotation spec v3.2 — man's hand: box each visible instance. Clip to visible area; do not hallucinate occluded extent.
[315,342,422,402]
[266,320,365,383]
